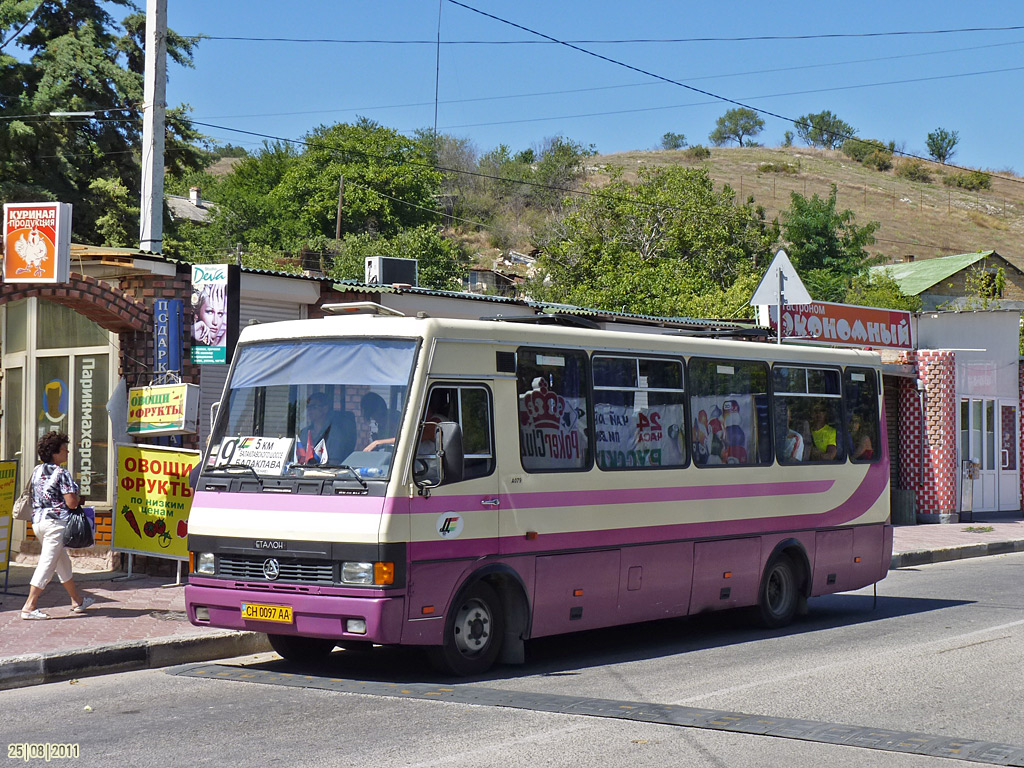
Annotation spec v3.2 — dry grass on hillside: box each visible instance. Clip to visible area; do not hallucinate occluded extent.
[589,146,1024,265]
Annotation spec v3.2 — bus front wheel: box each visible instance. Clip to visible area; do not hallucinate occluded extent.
[758,554,799,629]
[429,581,504,676]
[267,633,336,662]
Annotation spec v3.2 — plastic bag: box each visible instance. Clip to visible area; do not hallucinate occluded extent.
[63,508,94,549]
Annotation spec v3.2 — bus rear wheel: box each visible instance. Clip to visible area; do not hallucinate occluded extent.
[758,554,799,629]
[267,633,336,662]
[429,581,504,677]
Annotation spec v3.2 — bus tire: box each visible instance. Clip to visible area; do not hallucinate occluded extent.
[429,581,504,677]
[758,554,799,629]
[267,633,336,662]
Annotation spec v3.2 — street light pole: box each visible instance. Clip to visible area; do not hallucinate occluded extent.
[139,0,167,253]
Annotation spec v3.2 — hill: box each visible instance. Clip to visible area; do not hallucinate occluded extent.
[587,146,1024,266]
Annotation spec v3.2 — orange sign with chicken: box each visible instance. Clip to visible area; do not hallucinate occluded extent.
[2,202,72,284]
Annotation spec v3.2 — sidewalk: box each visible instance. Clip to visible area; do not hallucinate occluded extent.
[2,517,1024,691]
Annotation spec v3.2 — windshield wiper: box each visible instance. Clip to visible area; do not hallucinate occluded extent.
[206,463,263,488]
[304,463,368,489]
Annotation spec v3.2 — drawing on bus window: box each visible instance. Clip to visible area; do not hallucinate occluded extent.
[517,348,591,472]
[691,396,756,465]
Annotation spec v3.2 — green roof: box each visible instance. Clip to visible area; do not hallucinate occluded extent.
[868,250,996,296]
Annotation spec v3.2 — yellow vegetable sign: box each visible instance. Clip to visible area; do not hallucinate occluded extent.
[0,460,17,572]
[113,445,200,561]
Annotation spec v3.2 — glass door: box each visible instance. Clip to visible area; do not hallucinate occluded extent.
[998,401,1020,512]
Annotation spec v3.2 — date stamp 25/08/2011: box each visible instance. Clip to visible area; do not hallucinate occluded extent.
[8,744,79,761]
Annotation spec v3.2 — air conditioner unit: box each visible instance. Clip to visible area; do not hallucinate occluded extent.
[365,256,418,286]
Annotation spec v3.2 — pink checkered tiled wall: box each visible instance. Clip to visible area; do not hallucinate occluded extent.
[908,350,958,520]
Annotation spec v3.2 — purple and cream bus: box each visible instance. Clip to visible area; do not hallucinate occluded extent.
[185,309,892,675]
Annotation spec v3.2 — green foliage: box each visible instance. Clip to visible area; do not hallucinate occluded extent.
[844,271,922,311]
[943,170,991,191]
[682,145,711,161]
[661,131,687,150]
[88,177,138,248]
[926,127,959,164]
[329,225,469,291]
[951,264,1005,310]
[895,160,932,183]
[0,1,204,245]
[863,150,893,171]
[782,130,794,148]
[781,185,879,282]
[758,162,797,174]
[708,108,764,147]
[794,110,855,150]
[841,137,890,164]
[531,165,778,318]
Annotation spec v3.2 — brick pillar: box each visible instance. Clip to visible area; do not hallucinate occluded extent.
[898,376,923,491]
[915,350,958,523]
[1019,363,1024,509]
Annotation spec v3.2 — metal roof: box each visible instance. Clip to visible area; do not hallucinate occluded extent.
[868,250,1000,296]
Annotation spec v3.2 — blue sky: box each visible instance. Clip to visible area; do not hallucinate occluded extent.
[166,1,1024,173]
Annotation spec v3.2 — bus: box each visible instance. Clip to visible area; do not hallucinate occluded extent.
[185,309,892,675]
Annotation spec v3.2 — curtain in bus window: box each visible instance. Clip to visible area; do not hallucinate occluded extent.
[691,395,757,465]
[230,340,417,389]
[517,350,589,471]
[595,401,686,468]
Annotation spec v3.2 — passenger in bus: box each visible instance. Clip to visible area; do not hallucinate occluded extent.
[809,403,838,461]
[780,406,805,462]
[361,392,397,451]
[849,413,874,460]
[302,392,356,463]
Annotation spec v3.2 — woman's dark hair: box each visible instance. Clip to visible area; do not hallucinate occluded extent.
[37,431,70,464]
[360,392,387,419]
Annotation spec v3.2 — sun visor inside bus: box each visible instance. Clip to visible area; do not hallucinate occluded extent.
[229,340,418,388]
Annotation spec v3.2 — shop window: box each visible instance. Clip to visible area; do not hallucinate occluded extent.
[37,299,110,349]
[517,348,591,472]
[593,355,687,470]
[773,365,844,464]
[689,358,772,466]
[4,299,27,354]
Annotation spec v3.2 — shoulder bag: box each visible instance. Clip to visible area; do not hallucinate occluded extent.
[12,467,37,522]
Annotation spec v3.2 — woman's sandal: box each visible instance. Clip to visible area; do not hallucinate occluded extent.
[21,609,50,620]
[70,596,95,614]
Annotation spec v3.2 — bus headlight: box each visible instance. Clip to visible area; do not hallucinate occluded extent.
[341,561,374,584]
[341,561,394,585]
[196,552,215,575]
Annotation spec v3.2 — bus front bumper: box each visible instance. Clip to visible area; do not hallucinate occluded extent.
[185,583,406,644]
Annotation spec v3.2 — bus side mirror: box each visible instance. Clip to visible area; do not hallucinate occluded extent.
[413,421,463,488]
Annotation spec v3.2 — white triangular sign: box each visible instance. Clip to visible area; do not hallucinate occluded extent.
[749,249,812,307]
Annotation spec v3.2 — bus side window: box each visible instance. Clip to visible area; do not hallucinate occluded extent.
[773,365,844,464]
[688,358,771,467]
[516,348,592,473]
[593,355,687,470]
[844,368,880,462]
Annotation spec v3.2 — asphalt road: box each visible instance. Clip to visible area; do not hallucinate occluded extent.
[5,553,1024,768]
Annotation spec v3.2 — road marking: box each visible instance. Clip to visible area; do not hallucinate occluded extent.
[173,663,1024,765]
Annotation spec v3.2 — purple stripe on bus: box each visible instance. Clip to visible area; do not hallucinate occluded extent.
[408,478,836,516]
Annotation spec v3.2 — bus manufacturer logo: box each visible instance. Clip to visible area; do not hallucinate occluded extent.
[262,558,281,580]
[437,513,463,539]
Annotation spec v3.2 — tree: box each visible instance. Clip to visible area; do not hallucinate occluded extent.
[926,127,959,164]
[709,108,764,147]
[330,225,468,291]
[661,131,687,150]
[844,271,922,312]
[204,120,443,254]
[531,165,778,317]
[780,185,880,301]
[0,1,204,245]
[794,111,855,150]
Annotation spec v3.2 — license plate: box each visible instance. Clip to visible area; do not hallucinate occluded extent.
[241,602,293,624]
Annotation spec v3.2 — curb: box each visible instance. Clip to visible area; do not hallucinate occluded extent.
[891,539,1024,569]
[0,630,270,692]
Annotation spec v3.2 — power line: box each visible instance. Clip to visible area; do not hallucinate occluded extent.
[445,0,1024,187]
[190,25,1024,45]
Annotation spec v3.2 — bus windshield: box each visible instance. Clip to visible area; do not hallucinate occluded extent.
[206,338,418,479]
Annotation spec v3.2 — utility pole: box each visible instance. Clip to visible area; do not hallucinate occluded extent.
[139,0,167,253]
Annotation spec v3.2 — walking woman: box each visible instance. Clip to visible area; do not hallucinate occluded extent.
[20,432,94,620]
